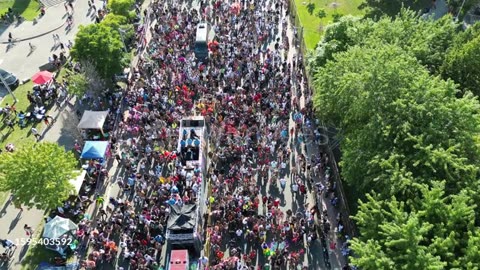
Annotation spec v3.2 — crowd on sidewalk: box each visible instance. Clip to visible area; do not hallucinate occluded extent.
[33,0,356,269]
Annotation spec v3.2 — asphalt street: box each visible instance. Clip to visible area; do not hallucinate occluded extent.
[0,1,94,269]
[0,0,96,81]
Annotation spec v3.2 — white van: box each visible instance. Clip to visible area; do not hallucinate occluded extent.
[194,23,209,61]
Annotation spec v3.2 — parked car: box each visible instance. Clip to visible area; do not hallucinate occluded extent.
[0,68,19,90]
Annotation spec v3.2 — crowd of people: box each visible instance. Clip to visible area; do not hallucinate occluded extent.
[67,0,355,269]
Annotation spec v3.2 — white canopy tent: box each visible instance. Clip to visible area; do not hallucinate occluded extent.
[77,110,109,133]
[69,170,87,195]
[43,216,78,239]
[43,216,78,255]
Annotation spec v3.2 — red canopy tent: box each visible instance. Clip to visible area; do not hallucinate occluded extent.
[31,70,54,84]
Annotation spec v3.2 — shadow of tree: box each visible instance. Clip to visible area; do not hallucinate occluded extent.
[11,0,32,16]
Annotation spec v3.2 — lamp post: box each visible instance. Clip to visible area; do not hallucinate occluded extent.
[456,0,467,20]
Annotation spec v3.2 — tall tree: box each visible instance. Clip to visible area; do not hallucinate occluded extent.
[313,45,480,202]
[65,70,89,97]
[442,22,480,95]
[308,10,458,75]
[350,239,395,269]
[463,228,480,269]
[307,15,361,72]
[71,23,126,80]
[107,0,135,18]
[352,183,478,269]
[0,143,79,210]
[358,0,425,18]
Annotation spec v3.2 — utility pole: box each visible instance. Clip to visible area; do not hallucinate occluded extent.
[456,0,467,21]
[0,73,17,103]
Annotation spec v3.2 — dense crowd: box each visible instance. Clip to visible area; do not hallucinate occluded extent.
[73,0,354,269]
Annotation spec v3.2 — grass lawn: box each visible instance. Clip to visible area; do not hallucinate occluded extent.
[293,0,365,49]
[293,0,432,50]
[0,0,40,21]
[0,68,68,149]
[0,81,42,150]
[0,81,40,149]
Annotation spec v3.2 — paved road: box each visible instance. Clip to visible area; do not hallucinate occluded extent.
[271,8,345,269]
[0,0,94,269]
[424,0,448,19]
[0,101,83,270]
[0,197,45,270]
[0,0,96,80]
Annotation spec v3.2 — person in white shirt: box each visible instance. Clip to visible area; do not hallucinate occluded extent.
[280,161,287,174]
[144,254,154,263]
[31,127,41,141]
[291,181,299,201]
[270,160,278,172]
[279,178,287,192]
[235,229,243,239]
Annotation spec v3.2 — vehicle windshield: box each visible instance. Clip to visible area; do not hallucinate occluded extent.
[0,69,10,78]
[0,69,16,84]
[195,42,207,51]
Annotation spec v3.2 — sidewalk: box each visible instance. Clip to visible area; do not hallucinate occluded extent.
[0,197,46,270]
[285,7,347,269]
[0,2,94,269]
[0,0,94,79]
[0,101,80,270]
[0,3,66,43]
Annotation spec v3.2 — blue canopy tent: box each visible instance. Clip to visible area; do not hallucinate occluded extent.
[80,141,109,159]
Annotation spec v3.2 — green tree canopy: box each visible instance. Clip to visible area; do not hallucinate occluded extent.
[309,6,480,270]
[0,143,79,210]
[308,10,458,75]
[441,22,480,95]
[71,23,126,80]
[66,70,89,97]
[351,183,478,269]
[102,13,135,45]
[313,45,480,201]
[102,13,129,27]
[108,0,135,18]
[358,0,427,19]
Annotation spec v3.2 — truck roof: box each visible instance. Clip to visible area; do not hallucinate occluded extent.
[196,23,208,42]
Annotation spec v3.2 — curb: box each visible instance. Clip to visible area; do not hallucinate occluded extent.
[0,0,79,45]
[0,21,66,44]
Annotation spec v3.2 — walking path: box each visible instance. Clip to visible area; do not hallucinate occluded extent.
[0,197,45,269]
[0,0,95,79]
[0,1,94,269]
